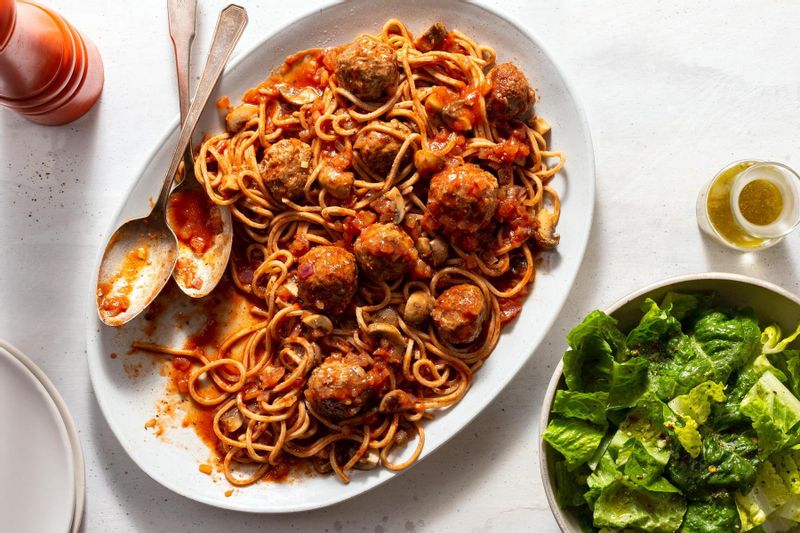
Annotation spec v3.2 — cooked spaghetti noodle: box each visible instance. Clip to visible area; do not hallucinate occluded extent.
[137,19,564,485]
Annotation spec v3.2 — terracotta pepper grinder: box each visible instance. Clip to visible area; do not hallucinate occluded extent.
[0,0,103,125]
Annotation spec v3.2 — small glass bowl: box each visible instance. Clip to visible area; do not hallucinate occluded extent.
[697,160,800,251]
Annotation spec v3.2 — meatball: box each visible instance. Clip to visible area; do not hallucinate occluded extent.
[305,357,370,420]
[426,163,499,236]
[297,246,358,315]
[432,284,487,344]
[354,123,408,176]
[354,223,418,281]
[259,138,312,201]
[335,35,398,101]
[487,63,535,121]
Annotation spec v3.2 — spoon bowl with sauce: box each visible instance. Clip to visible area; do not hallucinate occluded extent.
[166,0,233,299]
[95,4,247,326]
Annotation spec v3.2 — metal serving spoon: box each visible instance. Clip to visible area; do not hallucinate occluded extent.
[167,0,234,299]
[95,4,248,327]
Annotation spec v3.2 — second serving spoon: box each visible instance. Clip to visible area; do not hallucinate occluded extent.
[167,0,233,298]
[95,4,248,327]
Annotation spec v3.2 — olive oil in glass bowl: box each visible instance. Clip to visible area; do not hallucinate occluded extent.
[697,160,800,250]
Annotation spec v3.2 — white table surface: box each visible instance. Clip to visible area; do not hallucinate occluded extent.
[2,1,800,531]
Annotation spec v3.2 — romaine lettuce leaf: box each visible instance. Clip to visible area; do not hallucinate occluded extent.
[552,390,609,427]
[673,415,703,458]
[554,459,588,508]
[769,349,800,399]
[649,335,718,401]
[543,417,606,471]
[563,310,627,392]
[760,513,799,532]
[775,494,800,522]
[609,401,674,465]
[662,292,709,324]
[762,324,800,355]
[668,432,759,499]
[585,451,619,508]
[741,371,800,457]
[626,299,683,358]
[678,492,740,533]
[619,438,667,488]
[669,381,726,424]
[668,381,726,458]
[607,357,650,409]
[714,355,786,430]
[736,487,771,531]
[593,479,686,533]
[771,450,800,495]
[652,309,759,403]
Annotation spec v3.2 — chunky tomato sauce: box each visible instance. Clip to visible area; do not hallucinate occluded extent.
[167,189,220,254]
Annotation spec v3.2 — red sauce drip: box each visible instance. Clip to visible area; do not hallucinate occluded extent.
[186,316,219,351]
[167,189,218,254]
[182,403,218,453]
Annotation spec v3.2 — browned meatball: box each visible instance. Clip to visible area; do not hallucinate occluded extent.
[354,124,406,176]
[259,138,312,201]
[432,284,487,344]
[335,35,398,101]
[426,163,499,237]
[297,246,358,315]
[487,63,535,121]
[305,357,370,420]
[354,223,418,281]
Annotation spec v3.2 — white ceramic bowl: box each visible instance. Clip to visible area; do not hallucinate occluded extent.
[538,273,800,531]
[87,0,595,513]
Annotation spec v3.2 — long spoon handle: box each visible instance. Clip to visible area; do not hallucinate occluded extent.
[155,4,248,212]
[168,0,197,177]
[167,0,196,123]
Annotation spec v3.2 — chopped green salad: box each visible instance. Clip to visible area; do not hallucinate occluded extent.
[543,292,800,533]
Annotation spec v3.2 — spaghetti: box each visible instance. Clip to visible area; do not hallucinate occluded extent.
[137,19,564,486]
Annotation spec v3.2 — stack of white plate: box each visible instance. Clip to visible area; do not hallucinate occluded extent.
[0,339,84,533]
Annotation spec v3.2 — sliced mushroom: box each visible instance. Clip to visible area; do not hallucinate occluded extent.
[403,291,433,325]
[379,389,416,413]
[277,83,320,106]
[220,408,244,433]
[302,314,334,335]
[532,116,551,136]
[415,22,449,53]
[425,87,457,114]
[366,322,404,346]
[533,208,560,250]
[413,149,445,176]
[415,236,432,257]
[429,237,449,267]
[441,99,474,131]
[353,451,380,471]
[225,104,259,133]
[377,187,406,225]
[283,280,299,297]
[371,307,399,326]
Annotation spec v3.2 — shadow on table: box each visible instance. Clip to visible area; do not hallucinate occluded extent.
[697,225,800,291]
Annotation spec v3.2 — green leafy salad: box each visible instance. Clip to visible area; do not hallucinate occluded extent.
[543,292,800,532]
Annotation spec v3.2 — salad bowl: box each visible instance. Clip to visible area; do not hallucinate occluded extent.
[539,272,800,532]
